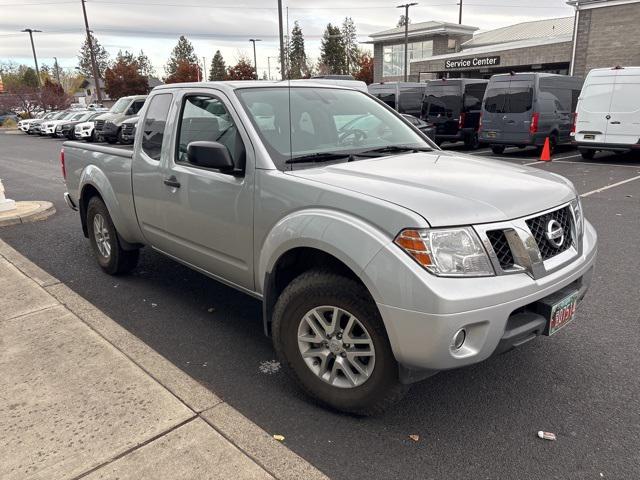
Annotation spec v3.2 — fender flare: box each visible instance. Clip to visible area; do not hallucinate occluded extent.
[258,208,391,333]
[78,165,138,244]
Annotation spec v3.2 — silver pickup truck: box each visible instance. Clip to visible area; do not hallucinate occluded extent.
[62,81,597,415]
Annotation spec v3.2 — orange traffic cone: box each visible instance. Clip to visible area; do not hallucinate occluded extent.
[540,137,552,162]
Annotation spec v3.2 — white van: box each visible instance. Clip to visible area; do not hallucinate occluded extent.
[572,66,640,159]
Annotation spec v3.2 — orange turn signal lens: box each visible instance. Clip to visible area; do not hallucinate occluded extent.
[394,229,433,267]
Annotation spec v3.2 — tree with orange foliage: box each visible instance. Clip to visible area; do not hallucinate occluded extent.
[104,53,149,99]
[165,59,201,84]
[226,58,255,81]
[354,52,373,85]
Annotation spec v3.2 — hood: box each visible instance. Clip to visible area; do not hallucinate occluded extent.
[287,151,576,227]
[96,112,127,122]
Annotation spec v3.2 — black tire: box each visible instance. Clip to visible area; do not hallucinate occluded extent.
[272,270,407,416]
[580,149,595,160]
[464,132,480,150]
[86,197,139,275]
[116,128,124,144]
[491,145,505,154]
[86,131,94,143]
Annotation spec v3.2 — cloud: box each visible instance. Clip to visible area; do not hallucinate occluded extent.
[0,0,574,77]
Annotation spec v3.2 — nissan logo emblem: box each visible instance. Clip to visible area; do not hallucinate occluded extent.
[545,219,565,248]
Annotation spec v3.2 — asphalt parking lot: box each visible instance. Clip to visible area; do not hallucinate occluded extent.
[1,132,639,479]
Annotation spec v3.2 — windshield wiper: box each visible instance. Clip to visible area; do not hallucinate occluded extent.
[357,145,433,157]
[285,152,355,164]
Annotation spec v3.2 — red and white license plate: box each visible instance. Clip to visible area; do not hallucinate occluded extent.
[548,292,579,335]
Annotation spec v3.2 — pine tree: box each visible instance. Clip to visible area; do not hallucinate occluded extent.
[288,21,308,79]
[22,67,39,88]
[166,35,198,77]
[137,50,154,78]
[77,32,110,78]
[320,24,346,75]
[341,17,359,76]
[208,50,226,81]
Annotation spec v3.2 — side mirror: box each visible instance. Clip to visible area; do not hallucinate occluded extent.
[187,141,235,171]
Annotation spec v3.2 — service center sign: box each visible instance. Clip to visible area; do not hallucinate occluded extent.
[445,56,500,69]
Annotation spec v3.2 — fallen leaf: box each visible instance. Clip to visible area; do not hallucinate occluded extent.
[273,434,285,442]
[409,434,420,442]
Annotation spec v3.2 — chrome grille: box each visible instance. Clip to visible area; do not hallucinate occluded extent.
[525,206,573,261]
[486,230,515,269]
[94,119,105,131]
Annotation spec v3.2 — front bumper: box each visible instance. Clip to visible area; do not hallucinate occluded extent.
[365,219,597,380]
[76,128,93,138]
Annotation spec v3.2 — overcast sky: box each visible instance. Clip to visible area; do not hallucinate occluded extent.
[0,0,575,78]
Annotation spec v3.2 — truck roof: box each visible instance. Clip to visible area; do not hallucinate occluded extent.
[152,80,364,94]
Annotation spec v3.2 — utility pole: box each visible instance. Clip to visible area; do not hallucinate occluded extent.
[458,0,463,24]
[202,56,206,82]
[396,3,417,82]
[249,39,261,80]
[21,28,42,86]
[277,0,285,80]
[53,57,61,84]
[80,0,103,102]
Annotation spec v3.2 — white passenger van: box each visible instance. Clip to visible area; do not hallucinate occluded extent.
[573,66,640,159]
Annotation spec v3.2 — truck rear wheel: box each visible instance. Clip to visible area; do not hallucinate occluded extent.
[272,270,407,416]
[580,149,595,160]
[87,197,139,275]
[491,145,505,154]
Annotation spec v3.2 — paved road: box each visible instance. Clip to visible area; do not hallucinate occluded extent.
[1,132,639,479]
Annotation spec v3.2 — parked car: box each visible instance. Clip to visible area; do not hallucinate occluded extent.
[62,81,596,415]
[0,111,19,126]
[74,118,98,142]
[18,112,49,133]
[422,79,488,149]
[368,82,429,118]
[572,66,640,159]
[56,111,103,140]
[479,73,583,154]
[41,111,79,136]
[29,111,66,135]
[401,114,436,140]
[119,116,139,144]
[94,95,147,143]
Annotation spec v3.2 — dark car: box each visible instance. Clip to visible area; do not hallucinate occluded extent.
[56,112,103,140]
[368,82,429,119]
[402,114,436,141]
[119,116,139,144]
[422,79,488,149]
[479,73,583,154]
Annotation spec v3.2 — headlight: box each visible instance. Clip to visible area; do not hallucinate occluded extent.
[571,196,584,239]
[394,227,494,277]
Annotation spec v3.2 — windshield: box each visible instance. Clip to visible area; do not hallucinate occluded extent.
[72,113,87,121]
[236,87,428,170]
[110,98,131,114]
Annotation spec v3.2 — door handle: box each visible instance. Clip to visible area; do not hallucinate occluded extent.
[163,176,181,188]
[610,121,621,124]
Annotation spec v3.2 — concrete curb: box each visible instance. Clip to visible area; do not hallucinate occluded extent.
[0,238,329,480]
[0,200,56,227]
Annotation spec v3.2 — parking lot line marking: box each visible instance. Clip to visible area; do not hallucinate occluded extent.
[552,154,583,160]
[552,160,640,169]
[580,174,640,197]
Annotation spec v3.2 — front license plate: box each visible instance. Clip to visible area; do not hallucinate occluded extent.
[548,292,579,335]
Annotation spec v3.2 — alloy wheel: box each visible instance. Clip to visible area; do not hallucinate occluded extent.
[93,213,111,258]
[297,306,375,388]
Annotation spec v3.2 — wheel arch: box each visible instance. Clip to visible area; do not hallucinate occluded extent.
[259,209,392,336]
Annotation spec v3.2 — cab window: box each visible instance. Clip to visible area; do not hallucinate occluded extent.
[141,93,172,161]
[176,95,245,169]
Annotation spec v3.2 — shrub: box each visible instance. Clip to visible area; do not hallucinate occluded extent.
[1,118,17,128]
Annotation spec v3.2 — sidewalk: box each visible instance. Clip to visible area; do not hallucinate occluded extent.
[0,239,328,480]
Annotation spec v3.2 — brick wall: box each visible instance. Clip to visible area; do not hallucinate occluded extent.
[573,3,640,77]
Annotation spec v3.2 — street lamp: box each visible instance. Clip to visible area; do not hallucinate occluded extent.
[396,3,418,82]
[21,28,42,86]
[249,38,262,80]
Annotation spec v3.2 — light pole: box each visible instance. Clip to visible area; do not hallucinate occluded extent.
[396,3,418,82]
[249,39,261,80]
[458,0,463,24]
[80,0,103,102]
[21,28,42,86]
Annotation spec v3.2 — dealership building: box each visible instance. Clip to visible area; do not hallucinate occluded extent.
[370,0,640,82]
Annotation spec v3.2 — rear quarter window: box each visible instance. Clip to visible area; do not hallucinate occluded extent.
[141,94,173,161]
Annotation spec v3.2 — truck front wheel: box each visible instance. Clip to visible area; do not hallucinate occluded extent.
[87,197,139,275]
[272,270,407,415]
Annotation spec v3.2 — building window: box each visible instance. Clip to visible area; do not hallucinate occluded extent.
[383,40,433,78]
